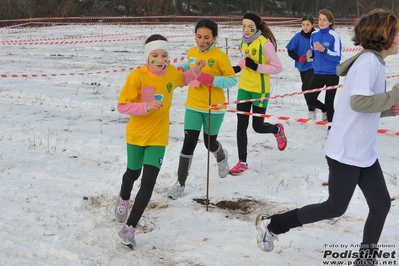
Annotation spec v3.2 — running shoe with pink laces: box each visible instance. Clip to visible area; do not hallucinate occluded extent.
[118,224,136,249]
[229,160,248,176]
[115,196,129,223]
[274,123,287,151]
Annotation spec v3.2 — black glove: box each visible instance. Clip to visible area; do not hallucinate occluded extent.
[245,57,258,71]
[232,65,241,73]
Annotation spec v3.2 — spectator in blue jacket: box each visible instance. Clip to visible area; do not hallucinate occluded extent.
[286,15,316,120]
[305,9,342,131]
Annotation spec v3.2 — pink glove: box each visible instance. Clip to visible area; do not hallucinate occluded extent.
[196,72,214,85]
[191,79,201,87]
[298,55,306,64]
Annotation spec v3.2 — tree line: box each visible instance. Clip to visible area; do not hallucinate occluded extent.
[0,0,397,20]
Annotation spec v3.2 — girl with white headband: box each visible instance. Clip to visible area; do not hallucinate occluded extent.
[114,34,205,249]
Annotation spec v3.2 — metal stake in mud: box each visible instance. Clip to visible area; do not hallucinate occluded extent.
[206,84,212,211]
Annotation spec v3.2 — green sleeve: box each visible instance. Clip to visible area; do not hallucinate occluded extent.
[177,62,190,72]
[350,85,399,113]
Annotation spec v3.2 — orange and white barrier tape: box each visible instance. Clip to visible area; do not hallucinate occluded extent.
[184,46,363,54]
[0,57,186,79]
[1,34,192,46]
[3,32,143,43]
[225,109,329,125]
[210,84,343,108]
[223,109,399,137]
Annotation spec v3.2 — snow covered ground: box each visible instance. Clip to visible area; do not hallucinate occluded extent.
[0,23,398,266]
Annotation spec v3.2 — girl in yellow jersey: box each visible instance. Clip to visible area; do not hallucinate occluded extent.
[114,34,205,249]
[229,12,287,176]
[168,19,237,200]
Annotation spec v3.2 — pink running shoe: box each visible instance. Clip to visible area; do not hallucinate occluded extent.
[274,124,287,151]
[229,160,248,176]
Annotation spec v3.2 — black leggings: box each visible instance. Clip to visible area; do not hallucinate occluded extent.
[300,69,315,112]
[305,74,339,122]
[269,157,391,245]
[180,129,219,155]
[236,102,278,162]
[120,165,159,228]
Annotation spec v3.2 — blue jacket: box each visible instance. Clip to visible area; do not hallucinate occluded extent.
[310,27,341,75]
[286,30,314,72]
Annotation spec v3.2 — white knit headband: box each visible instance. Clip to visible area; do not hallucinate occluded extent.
[144,40,170,61]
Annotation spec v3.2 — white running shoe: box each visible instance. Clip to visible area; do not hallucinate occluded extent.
[118,224,136,249]
[322,111,328,122]
[312,109,318,120]
[255,214,278,252]
[308,109,318,120]
[308,111,315,120]
[168,182,185,200]
[217,149,229,178]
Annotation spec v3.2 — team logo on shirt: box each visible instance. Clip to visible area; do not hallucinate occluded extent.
[159,158,163,165]
[323,41,330,48]
[207,58,215,67]
[251,48,257,56]
[167,82,172,93]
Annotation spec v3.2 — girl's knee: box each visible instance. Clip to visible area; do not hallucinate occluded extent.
[330,207,347,218]
[124,168,141,182]
[252,124,262,133]
[141,165,159,188]
[372,196,391,215]
[325,201,347,218]
[141,177,156,189]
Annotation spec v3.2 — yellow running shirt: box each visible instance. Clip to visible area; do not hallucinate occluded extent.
[185,45,236,112]
[118,65,183,146]
[239,35,271,94]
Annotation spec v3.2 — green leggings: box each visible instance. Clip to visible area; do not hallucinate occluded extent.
[126,144,165,170]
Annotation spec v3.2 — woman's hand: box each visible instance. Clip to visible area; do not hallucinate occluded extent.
[146,100,163,112]
[392,103,399,115]
[313,42,326,52]
[193,60,206,74]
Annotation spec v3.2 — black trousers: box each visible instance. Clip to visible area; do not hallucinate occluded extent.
[180,129,219,155]
[120,165,159,228]
[269,157,391,245]
[305,74,339,122]
[300,69,315,112]
[236,102,278,162]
